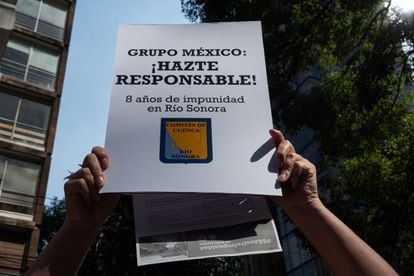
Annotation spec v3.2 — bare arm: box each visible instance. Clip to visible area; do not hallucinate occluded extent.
[26,147,119,276]
[270,129,397,276]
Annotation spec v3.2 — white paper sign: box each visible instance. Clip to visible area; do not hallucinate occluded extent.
[103,22,281,196]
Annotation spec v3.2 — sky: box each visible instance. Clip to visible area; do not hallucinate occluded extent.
[46,0,189,203]
[391,0,414,12]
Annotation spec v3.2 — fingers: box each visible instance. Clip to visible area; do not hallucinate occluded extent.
[289,159,302,189]
[277,152,316,187]
[269,129,285,146]
[269,129,296,167]
[65,147,110,204]
[66,167,100,202]
[277,140,295,166]
[92,146,110,170]
[278,153,301,182]
[299,158,317,181]
[82,147,109,187]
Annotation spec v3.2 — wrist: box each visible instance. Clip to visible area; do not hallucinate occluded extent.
[62,218,102,236]
[283,197,324,218]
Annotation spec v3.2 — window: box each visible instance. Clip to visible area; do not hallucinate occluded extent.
[282,231,313,273]
[0,91,51,149]
[15,0,68,41]
[0,156,41,215]
[0,38,60,89]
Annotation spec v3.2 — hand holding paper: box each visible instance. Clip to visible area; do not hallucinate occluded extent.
[25,147,119,276]
[269,129,319,212]
[64,146,120,228]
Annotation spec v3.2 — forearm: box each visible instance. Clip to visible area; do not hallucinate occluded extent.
[284,199,398,276]
[26,220,100,276]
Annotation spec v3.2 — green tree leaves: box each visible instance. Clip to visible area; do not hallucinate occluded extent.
[181,0,414,274]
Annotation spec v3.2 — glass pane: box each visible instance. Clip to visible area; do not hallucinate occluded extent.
[4,39,30,65]
[0,93,19,140]
[40,1,67,28]
[18,99,50,129]
[14,99,49,147]
[287,234,302,270]
[15,0,40,18]
[0,157,5,178]
[301,261,316,276]
[0,190,34,209]
[30,46,59,73]
[0,92,19,121]
[2,158,40,196]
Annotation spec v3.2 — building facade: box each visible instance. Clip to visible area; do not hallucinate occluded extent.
[0,0,75,274]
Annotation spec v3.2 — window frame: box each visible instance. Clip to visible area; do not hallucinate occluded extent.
[0,90,52,150]
[15,0,69,41]
[0,155,42,217]
[0,37,61,90]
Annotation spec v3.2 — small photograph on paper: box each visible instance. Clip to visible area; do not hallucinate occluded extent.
[137,219,281,266]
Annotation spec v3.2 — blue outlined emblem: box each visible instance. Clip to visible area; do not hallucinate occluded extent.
[160,118,212,163]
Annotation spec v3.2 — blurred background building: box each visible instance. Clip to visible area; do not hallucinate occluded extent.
[0,0,75,274]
